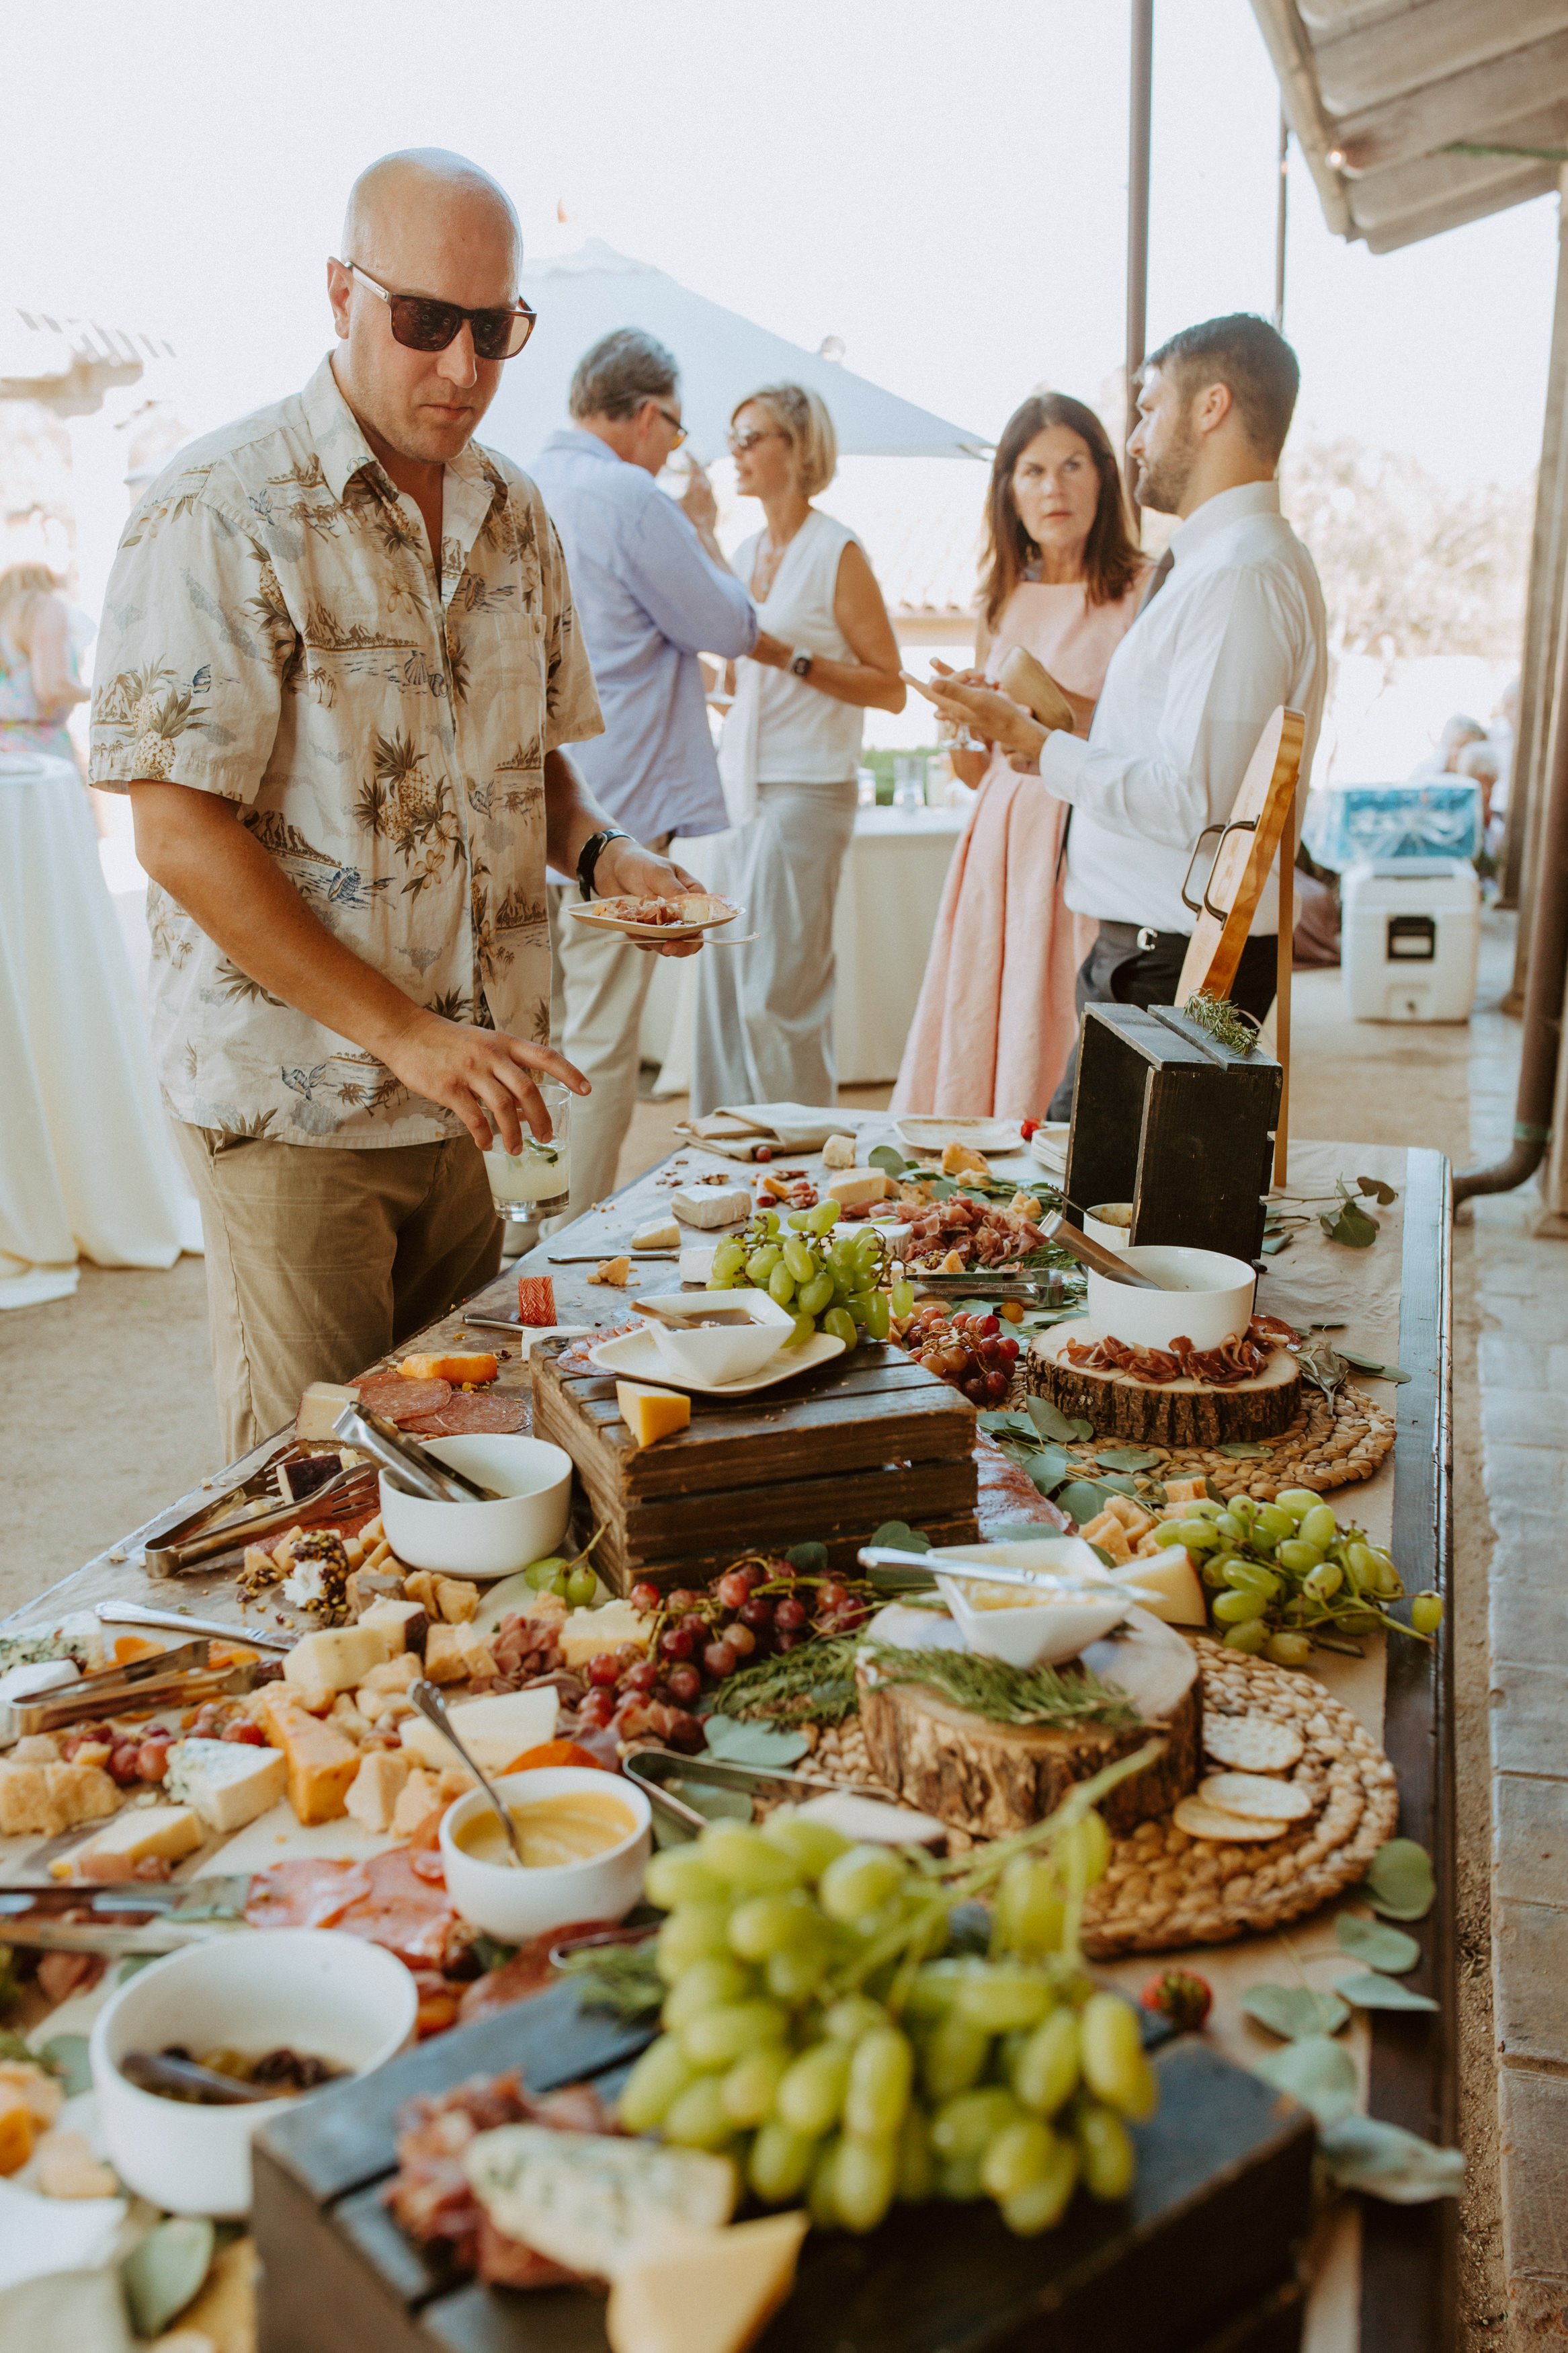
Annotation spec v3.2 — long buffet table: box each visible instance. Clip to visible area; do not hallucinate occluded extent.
[2,1123,1455,2353]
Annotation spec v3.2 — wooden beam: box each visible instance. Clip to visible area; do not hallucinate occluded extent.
[1297,0,1405,31]
[1505,172,1568,986]
[1348,123,1568,230]
[1334,32,1568,173]
[1313,0,1568,118]
[1358,157,1557,246]
[1247,0,1356,237]
[1126,0,1154,520]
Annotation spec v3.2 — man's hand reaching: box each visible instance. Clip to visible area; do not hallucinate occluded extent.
[377,1011,589,1156]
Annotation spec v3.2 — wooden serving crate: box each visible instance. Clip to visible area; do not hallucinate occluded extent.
[1065,1004,1283,1267]
[531,1339,979,1592]
[252,1981,1315,2353]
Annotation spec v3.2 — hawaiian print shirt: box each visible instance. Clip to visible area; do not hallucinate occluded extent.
[89,356,602,1146]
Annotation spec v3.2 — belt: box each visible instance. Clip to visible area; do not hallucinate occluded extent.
[1097,920,1189,955]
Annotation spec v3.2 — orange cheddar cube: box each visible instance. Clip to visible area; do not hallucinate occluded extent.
[399,1351,499,1386]
[254,1687,361,1825]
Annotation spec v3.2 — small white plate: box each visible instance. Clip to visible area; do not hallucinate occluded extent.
[589,1324,846,1396]
[1028,1123,1070,1176]
[896,1116,1023,1156]
[569,892,741,942]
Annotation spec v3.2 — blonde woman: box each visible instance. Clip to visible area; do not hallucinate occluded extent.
[0,563,89,772]
[692,384,904,1113]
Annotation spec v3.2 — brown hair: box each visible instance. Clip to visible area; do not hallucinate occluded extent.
[979,395,1141,630]
[1145,314,1299,465]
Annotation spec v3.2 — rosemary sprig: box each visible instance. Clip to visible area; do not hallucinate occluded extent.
[1181,990,1262,1055]
[860,1643,1139,1730]
[555,1940,663,2024]
[720,1634,862,1727]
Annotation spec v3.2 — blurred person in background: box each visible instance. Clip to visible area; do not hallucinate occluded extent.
[1409,711,1485,779]
[531,329,755,1215]
[692,384,904,1113]
[0,563,90,773]
[893,395,1146,1119]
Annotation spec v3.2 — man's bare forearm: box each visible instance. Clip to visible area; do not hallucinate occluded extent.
[544,747,620,880]
[128,783,429,1060]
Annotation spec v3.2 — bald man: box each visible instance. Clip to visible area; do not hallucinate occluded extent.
[90,149,700,1456]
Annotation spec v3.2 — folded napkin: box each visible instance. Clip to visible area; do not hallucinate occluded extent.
[673,1104,880,1161]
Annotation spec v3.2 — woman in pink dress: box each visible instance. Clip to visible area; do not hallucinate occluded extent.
[893,395,1146,1119]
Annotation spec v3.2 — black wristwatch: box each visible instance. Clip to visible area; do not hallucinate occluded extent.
[577,826,630,901]
[790,647,815,679]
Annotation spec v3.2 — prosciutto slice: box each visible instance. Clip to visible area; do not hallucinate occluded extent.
[1063,1313,1300,1388]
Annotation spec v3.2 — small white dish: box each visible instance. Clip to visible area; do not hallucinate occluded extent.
[896,1116,1022,1156]
[930,1538,1134,1669]
[639,1290,794,1386]
[569,892,739,942]
[589,1324,845,1396]
[1028,1123,1071,1176]
[90,1929,416,2218]
[378,1433,573,1579]
[1083,1203,1133,1254]
[440,1767,651,1942]
[1083,1245,1256,1354]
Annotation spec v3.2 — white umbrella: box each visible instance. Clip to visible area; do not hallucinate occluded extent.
[486,239,987,467]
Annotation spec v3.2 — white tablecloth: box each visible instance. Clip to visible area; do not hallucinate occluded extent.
[643,803,963,1094]
[0,755,192,1305]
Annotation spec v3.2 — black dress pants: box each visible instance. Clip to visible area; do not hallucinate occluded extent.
[1046,922,1280,1120]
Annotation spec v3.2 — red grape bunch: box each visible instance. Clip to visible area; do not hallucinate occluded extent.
[897,1304,1022,1407]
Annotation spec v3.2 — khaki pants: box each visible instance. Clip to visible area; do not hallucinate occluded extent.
[177,1126,501,1461]
[548,851,667,1218]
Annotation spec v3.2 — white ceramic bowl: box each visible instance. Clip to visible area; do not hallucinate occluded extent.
[643,1291,794,1386]
[378,1433,573,1579]
[931,1538,1134,1669]
[1084,1203,1133,1254]
[90,1928,417,2218]
[440,1766,651,1943]
[1084,1245,1257,1355]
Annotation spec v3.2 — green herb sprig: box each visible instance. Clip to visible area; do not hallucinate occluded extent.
[1180,991,1262,1055]
[720,1634,863,1727]
[862,1643,1139,1730]
[555,1938,663,2024]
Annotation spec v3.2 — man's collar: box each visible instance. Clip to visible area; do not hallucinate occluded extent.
[542,425,622,464]
[1170,478,1281,563]
[304,352,494,504]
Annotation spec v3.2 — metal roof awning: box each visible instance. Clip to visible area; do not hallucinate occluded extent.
[1249,0,1568,251]
[0,307,175,414]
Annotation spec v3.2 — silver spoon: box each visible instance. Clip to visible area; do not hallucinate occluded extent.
[408,1679,525,1868]
[120,2050,282,2106]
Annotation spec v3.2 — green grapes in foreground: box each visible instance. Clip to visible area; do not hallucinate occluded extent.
[620,1763,1162,2240]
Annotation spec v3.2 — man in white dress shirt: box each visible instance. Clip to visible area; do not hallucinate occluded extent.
[932,314,1325,1117]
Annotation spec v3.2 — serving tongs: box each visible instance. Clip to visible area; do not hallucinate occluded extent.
[331,1405,499,1503]
[144,1463,379,1577]
[912,1271,1067,1304]
[8,1639,259,1739]
[0,1874,251,1956]
[623,1747,891,1841]
[858,1545,1160,1608]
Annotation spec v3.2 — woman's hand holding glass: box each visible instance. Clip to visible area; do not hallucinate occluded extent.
[925,663,1049,771]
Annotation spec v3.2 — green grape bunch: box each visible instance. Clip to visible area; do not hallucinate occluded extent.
[708,1203,915,1351]
[1151,1487,1444,1663]
[618,1744,1164,2241]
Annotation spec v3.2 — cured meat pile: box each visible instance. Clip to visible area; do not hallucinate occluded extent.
[386,2072,614,2286]
[245,1848,458,1970]
[902,1192,1044,1270]
[352,1369,528,1437]
[1063,1312,1299,1388]
[604,895,692,926]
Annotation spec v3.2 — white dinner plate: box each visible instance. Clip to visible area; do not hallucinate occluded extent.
[896,1116,1024,1156]
[1028,1123,1071,1176]
[569,892,741,942]
[588,1324,846,1396]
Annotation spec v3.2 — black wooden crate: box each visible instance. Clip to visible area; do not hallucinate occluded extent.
[253,1981,1313,2353]
[1065,1004,1283,1267]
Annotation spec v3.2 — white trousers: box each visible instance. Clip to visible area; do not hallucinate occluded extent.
[548,877,660,1217]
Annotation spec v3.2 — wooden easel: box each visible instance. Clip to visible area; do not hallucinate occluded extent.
[1174,705,1305,1188]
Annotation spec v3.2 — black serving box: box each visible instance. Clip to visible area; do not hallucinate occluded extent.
[1065,1004,1283,1267]
[252,1981,1314,2353]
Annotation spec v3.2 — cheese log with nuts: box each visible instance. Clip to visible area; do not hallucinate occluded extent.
[255,1688,362,1825]
[825,1168,891,1208]
[669,1183,751,1229]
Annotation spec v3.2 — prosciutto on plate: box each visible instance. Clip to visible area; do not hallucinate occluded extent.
[1063,1314,1299,1388]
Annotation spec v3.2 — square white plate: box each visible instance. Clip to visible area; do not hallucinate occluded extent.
[896,1117,1024,1156]
[589,1324,845,1397]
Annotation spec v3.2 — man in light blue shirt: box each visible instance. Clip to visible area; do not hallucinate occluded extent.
[532,329,756,1211]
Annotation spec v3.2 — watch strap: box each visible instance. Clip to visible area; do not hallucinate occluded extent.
[577,827,630,901]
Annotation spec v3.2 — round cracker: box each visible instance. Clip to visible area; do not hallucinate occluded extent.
[1202,1714,1305,1773]
[1173,1796,1290,1844]
[1198,1771,1315,1822]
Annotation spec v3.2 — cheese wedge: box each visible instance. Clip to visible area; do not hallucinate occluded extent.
[607,2212,810,2353]
[400,1351,499,1385]
[669,1183,751,1229]
[297,1381,359,1441]
[1109,1549,1207,1627]
[821,1133,858,1169]
[616,1382,691,1447]
[591,1256,633,1286]
[940,1141,989,1178]
[345,1747,412,1834]
[65,1804,203,1879]
[825,1168,891,1207]
[357,1598,427,1654]
[559,1599,653,1670]
[631,1218,682,1251]
[255,1688,362,1825]
[284,1624,392,1698]
[165,1738,287,1833]
[401,1687,559,1776]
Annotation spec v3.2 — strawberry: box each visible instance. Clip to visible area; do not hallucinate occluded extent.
[1140,1968,1212,2032]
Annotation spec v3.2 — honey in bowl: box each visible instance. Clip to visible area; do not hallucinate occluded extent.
[455,1787,635,1871]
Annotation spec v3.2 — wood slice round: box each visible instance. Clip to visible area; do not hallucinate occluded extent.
[856,1660,1202,1841]
[1027,1332,1301,1445]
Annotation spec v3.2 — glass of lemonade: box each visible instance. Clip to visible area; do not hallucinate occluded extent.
[484,1078,571,1226]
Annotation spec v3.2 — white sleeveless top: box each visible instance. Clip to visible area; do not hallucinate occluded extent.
[718,508,864,822]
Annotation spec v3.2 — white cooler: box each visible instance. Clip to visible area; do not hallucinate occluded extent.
[1341,858,1480,1022]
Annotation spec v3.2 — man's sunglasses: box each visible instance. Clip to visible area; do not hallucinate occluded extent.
[652,401,688,449]
[339,261,536,361]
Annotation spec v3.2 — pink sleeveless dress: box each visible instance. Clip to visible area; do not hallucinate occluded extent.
[892,578,1143,1119]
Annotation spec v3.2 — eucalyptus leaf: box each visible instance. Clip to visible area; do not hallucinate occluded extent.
[1335,1348,1413,1384]
[1321,1198,1380,1248]
[1365,1838,1436,1921]
[664,1776,753,1823]
[1335,1970,1438,2013]
[868,1144,911,1178]
[1055,1479,1120,1526]
[123,2217,216,2341]
[1260,1234,1292,1254]
[1026,1396,1090,1445]
[38,2032,91,2097]
[1356,1176,1399,1205]
[1251,2033,1358,2126]
[701,1715,811,1767]
[1316,2114,1464,2203]
[1093,1447,1163,1472]
[1216,1441,1273,1459]
[785,1541,829,1575]
[978,1410,1039,1441]
[1023,1447,1073,1497]
[925,1176,956,1201]
[1335,1915,1420,1973]
[867,1522,930,1556]
[1241,1983,1351,2041]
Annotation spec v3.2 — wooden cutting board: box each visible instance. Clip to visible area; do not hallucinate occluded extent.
[532,1341,979,1589]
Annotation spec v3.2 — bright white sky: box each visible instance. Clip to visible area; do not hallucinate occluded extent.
[5,0,1556,493]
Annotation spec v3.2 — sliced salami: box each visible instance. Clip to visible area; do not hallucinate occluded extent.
[402,1392,530,1437]
[354,1375,452,1424]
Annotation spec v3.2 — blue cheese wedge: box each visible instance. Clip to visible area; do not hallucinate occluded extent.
[463,2128,735,2280]
[165,1738,288,1833]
